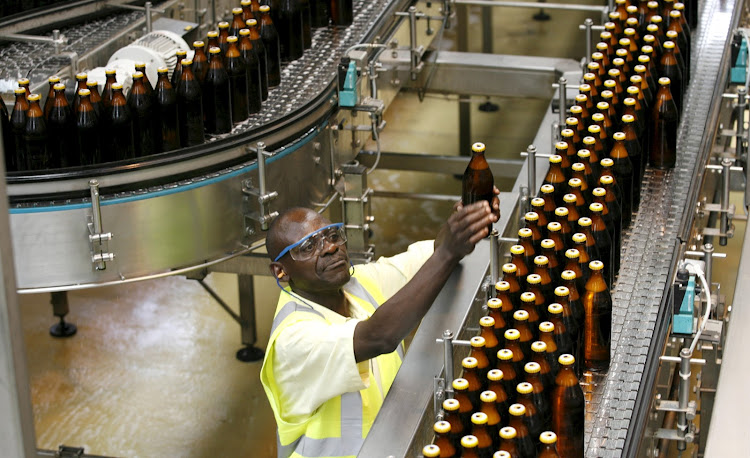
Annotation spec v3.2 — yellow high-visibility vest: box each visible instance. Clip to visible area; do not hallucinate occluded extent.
[260,274,403,458]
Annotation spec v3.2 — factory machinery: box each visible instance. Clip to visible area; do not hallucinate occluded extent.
[0,0,749,456]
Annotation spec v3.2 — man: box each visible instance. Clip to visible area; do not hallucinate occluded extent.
[260,195,499,458]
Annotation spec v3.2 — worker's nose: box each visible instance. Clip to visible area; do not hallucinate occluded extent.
[320,238,338,255]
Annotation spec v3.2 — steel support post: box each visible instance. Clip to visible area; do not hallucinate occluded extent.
[720,158,732,246]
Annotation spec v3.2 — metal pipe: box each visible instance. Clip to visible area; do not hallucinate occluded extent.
[370,190,460,202]
[677,348,692,450]
[89,180,106,271]
[0,32,63,45]
[558,77,567,129]
[442,330,455,398]
[583,18,594,67]
[490,230,500,285]
[257,142,268,199]
[453,0,608,13]
[720,158,732,245]
[408,6,419,81]
[703,243,714,315]
[737,88,746,166]
[607,0,614,13]
[145,2,153,33]
[527,144,537,197]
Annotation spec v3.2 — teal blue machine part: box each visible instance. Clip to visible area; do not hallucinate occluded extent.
[731,33,747,84]
[673,275,697,335]
[339,61,359,107]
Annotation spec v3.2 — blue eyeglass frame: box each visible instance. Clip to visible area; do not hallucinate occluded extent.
[273,223,345,262]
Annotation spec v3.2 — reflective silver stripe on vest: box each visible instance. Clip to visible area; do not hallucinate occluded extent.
[270,301,326,336]
[343,277,380,308]
[277,392,364,458]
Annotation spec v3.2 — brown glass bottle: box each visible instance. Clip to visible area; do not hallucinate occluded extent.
[575,150,597,191]
[203,47,232,134]
[17,78,30,98]
[590,203,617,286]
[530,198,550,230]
[86,81,104,122]
[551,354,585,457]
[517,229,536,271]
[660,41,683,115]
[563,249,586,293]
[462,356,484,408]
[459,435,481,458]
[496,349,518,403]
[572,233,596,288]
[513,308,536,355]
[218,22,230,55]
[192,41,209,84]
[569,105,588,136]
[508,404,536,458]
[246,19,270,101]
[259,5,282,87]
[532,256,555,308]
[23,94,49,170]
[155,67,180,152]
[578,84,594,111]
[46,83,75,168]
[621,115,644,207]
[541,240,562,282]
[504,329,526,377]
[538,322,562,377]
[443,399,465,449]
[74,88,102,166]
[566,179,588,218]
[515,383,544,442]
[486,300,508,344]
[545,222,566,258]
[43,76,61,120]
[230,7,247,37]
[583,261,612,372]
[526,275,549,320]
[177,59,205,147]
[10,87,29,169]
[71,72,87,115]
[598,166,628,227]
[452,378,474,431]
[553,207,574,249]
[470,412,494,458]
[563,121,583,152]
[539,184,558,222]
[554,285,582,347]
[668,10,690,76]
[546,303,575,358]
[462,142,495,223]
[207,31,221,57]
[523,362,551,428]
[592,187,621,257]
[172,50,188,88]
[570,163,589,197]
[498,427,521,458]
[486,369,511,425]
[524,212,544,253]
[433,421,457,458]
[238,29,263,114]
[480,316,501,367]
[543,155,566,206]
[225,36,250,124]
[538,431,561,458]
[529,341,555,391]
[495,281,518,323]
[241,0,256,22]
[127,72,157,157]
[560,270,585,335]
[105,83,135,161]
[276,0,304,62]
[665,30,688,97]
[649,77,679,169]
[583,72,601,104]
[330,0,353,26]
[478,391,502,449]
[1,95,14,172]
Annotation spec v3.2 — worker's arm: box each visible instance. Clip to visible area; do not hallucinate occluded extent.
[353,200,497,362]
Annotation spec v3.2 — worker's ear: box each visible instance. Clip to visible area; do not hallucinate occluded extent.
[270,262,289,282]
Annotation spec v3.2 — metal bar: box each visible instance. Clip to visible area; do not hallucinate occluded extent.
[453,0,608,13]
[677,348,692,449]
[703,244,714,309]
[408,6,419,81]
[197,279,242,324]
[705,164,744,171]
[720,158,732,245]
[145,1,153,33]
[658,355,706,365]
[107,1,166,13]
[482,7,493,54]
[371,190,460,202]
[583,19,593,67]
[0,33,60,45]
[357,150,524,176]
[558,77,567,129]
[442,330,455,398]
[238,274,257,346]
[737,88,746,161]
[685,250,726,258]
[490,231,500,285]
[89,179,106,271]
[526,144,537,196]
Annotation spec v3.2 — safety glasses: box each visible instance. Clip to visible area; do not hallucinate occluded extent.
[274,223,347,262]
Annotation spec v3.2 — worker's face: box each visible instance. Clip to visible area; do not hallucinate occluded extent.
[277,214,351,293]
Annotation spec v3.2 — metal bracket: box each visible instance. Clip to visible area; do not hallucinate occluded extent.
[393,6,435,80]
[242,142,279,232]
[433,376,446,420]
[87,180,114,271]
[655,399,698,419]
[107,1,166,32]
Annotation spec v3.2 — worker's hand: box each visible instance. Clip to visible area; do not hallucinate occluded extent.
[435,200,497,261]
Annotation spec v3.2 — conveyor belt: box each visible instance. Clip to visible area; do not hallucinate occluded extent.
[584,0,741,454]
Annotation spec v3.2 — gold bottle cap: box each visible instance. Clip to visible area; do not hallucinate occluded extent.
[504,329,521,341]
[540,431,558,445]
[603,79,617,89]
[563,193,577,204]
[526,274,542,285]
[531,341,547,353]
[239,29,251,36]
[541,239,555,250]
[646,24,659,33]
[555,207,569,217]
[111,82,124,90]
[480,390,497,403]
[14,87,25,94]
[587,59,600,69]
[549,154,562,164]
[570,105,583,114]
[642,43,654,55]
[568,178,582,189]
[514,309,529,321]
[572,232,587,243]
[209,47,222,54]
[53,83,66,91]
[462,357,478,369]
[658,77,672,86]
[232,6,243,14]
[613,132,627,142]
[600,175,614,186]
[590,202,604,213]
[497,349,514,361]
[534,255,548,266]
[565,116,579,126]
[77,88,90,96]
[73,73,86,82]
[596,101,610,112]
[86,80,99,88]
[600,30,613,40]
[554,286,570,297]
[547,222,561,232]
[548,303,563,315]
[48,76,61,84]
[495,280,510,291]
[525,212,539,222]
[487,369,504,381]
[593,187,606,197]
[470,336,486,347]
[561,269,577,280]
[541,184,555,194]
[509,403,526,417]
[480,316,496,328]
[460,435,478,449]
[227,36,238,43]
[555,141,569,151]
[246,19,258,26]
[259,5,270,12]
[559,354,576,365]
[134,61,146,70]
[651,14,663,23]
[499,426,517,440]
[614,55,627,64]
[591,113,605,122]
[561,130,575,141]
[525,362,541,374]
[590,260,604,271]
[487,298,502,310]
[601,158,614,167]
[608,11,620,19]
[623,97,636,106]
[608,68,621,78]
[663,40,675,49]
[583,136,596,145]
[494,450,511,458]
[471,412,488,425]
[510,245,525,255]
[443,398,460,411]
[472,142,486,153]
[452,378,469,391]
[578,217,592,228]
[579,83,591,92]
[518,228,533,238]
[133,71,143,79]
[619,38,631,47]
[207,31,219,38]
[577,149,591,159]
[635,64,647,73]
[422,445,440,458]
[539,321,555,333]
[194,40,205,48]
[675,2,685,10]
[565,248,580,259]
[434,420,451,434]
[241,0,251,5]
[596,42,608,51]
[647,0,659,7]
[583,73,596,82]
[624,26,636,35]
[27,93,40,102]
[670,10,682,18]
[218,21,230,28]
[574,94,588,104]
[516,382,533,394]
[531,197,545,208]
[181,58,193,66]
[105,68,117,74]
[666,30,678,39]
[620,115,635,127]
[572,162,585,173]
